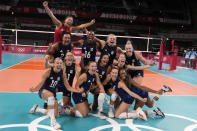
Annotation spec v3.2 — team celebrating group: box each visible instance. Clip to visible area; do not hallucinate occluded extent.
[28,1,172,130]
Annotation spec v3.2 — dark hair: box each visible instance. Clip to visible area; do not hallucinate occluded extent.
[61,31,71,38]
[118,68,130,87]
[100,52,109,60]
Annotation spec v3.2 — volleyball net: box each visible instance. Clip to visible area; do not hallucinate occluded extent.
[0,28,183,70]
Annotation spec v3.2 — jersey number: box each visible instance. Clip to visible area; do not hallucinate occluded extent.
[50,80,58,88]
[85,51,91,58]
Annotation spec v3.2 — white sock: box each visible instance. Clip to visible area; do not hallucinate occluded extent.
[118,112,138,119]
[109,104,113,112]
[152,94,160,106]
[98,93,105,112]
[75,110,83,118]
[147,110,156,116]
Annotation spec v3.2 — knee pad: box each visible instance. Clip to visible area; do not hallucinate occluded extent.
[48,96,55,106]
[75,110,83,118]
[119,112,127,119]
[111,93,117,102]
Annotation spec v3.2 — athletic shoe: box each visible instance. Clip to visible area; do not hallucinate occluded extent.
[136,107,147,121]
[162,85,172,93]
[108,110,114,118]
[51,118,61,130]
[59,106,72,116]
[153,107,165,118]
[29,104,38,114]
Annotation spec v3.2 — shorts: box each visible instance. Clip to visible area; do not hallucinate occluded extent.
[57,83,71,97]
[127,70,144,78]
[121,97,134,104]
[72,92,87,104]
[130,86,148,98]
[39,83,56,98]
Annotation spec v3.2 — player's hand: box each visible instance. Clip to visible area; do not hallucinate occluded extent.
[149,61,157,66]
[45,55,50,60]
[82,92,86,97]
[78,88,84,93]
[91,19,95,24]
[43,1,48,7]
[106,74,111,81]
[30,87,36,92]
[142,98,147,103]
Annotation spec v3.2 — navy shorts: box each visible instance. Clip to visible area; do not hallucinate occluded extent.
[131,86,148,98]
[121,97,135,104]
[127,70,144,78]
[72,92,87,104]
[57,83,71,97]
[38,83,56,98]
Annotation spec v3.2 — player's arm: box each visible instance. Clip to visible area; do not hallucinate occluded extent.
[43,1,62,28]
[44,55,54,69]
[63,72,82,93]
[94,37,106,49]
[117,47,124,54]
[71,39,84,48]
[126,61,156,70]
[75,65,81,80]
[102,73,111,86]
[75,73,87,91]
[130,79,160,94]
[70,19,95,32]
[118,81,147,103]
[135,51,152,65]
[30,69,51,92]
[95,73,105,93]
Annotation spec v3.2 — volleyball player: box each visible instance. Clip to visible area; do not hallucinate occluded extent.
[95,34,124,65]
[59,62,104,117]
[43,1,95,43]
[58,52,81,107]
[124,40,172,113]
[29,58,82,129]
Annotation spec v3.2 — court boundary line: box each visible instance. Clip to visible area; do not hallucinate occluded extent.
[0,57,37,71]
[146,68,197,87]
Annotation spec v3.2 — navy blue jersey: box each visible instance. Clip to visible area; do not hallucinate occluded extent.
[82,40,96,66]
[115,81,133,100]
[54,42,72,60]
[104,79,118,92]
[80,71,96,93]
[39,68,63,97]
[125,52,141,66]
[100,43,117,65]
[66,63,75,86]
[125,52,144,78]
[97,61,108,82]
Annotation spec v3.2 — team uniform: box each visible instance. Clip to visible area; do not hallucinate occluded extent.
[96,61,108,82]
[100,43,117,65]
[54,25,70,43]
[125,52,144,78]
[53,42,72,60]
[104,79,118,93]
[57,63,76,97]
[81,39,97,66]
[72,72,96,104]
[39,68,64,98]
[115,82,136,104]
[130,86,148,98]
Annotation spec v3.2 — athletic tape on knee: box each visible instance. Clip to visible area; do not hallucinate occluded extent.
[98,93,105,112]
[48,96,55,106]
[111,93,117,102]
[75,110,83,118]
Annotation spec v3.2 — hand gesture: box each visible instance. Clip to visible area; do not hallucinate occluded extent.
[43,1,48,7]
[91,19,95,24]
[30,87,36,92]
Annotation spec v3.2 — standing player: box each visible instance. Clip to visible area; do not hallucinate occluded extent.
[29,58,82,129]
[43,1,95,43]
[95,34,124,65]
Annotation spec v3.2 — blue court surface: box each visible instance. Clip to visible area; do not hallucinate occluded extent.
[0,53,197,131]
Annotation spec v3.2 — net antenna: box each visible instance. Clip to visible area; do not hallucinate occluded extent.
[0,35,2,64]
